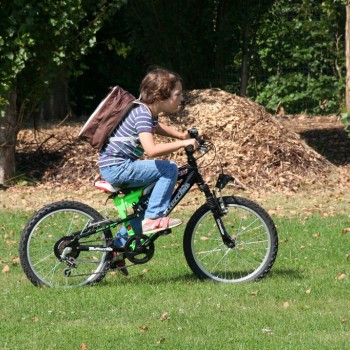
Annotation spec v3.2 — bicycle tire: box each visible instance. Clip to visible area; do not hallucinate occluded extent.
[183,196,278,283]
[19,201,112,288]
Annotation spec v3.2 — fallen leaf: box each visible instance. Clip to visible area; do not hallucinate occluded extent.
[282,301,290,308]
[32,315,39,322]
[156,338,165,344]
[160,312,169,321]
[2,265,10,273]
[337,273,346,280]
[342,228,350,234]
[81,342,88,350]
[12,257,20,266]
[251,290,260,297]
[262,328,273,335]
[305,288,312,295]
[139,326,148,333]
[341,317,348,324]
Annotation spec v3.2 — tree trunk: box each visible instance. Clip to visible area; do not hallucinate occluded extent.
[346,3,350,113]
[0,90,19,186]
[40,78,72,121]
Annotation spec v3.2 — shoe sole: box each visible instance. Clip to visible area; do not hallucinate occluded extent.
[118,268,129,276]
[142,221,182,234]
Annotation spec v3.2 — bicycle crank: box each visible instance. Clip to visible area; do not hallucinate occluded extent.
[124,234,155,264]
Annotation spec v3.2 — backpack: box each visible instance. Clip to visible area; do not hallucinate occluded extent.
[78,86,136,150]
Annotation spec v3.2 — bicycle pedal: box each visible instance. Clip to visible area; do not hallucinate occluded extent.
[160,229,172,236]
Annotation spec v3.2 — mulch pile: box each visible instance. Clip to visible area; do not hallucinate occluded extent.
[16,88,342,192]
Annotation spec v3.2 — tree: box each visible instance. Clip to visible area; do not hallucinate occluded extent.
[346,1,350,113]
[251,0,346,114]
[0,0,127,186]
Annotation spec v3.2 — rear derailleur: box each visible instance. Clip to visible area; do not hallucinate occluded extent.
[54,236,79,276]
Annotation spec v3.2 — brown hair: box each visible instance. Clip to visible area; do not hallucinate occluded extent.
[140,68,183,104]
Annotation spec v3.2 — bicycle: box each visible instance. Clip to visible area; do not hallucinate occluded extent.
[19,128,278,288]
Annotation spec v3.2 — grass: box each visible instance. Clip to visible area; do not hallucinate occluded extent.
[0,200,350,350]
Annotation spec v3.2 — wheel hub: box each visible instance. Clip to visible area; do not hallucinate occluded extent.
[54,236,80,260]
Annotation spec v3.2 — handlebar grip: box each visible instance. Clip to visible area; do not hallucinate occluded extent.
[188,127,206,146]
[188,128,198,139]
[185,145,194,153]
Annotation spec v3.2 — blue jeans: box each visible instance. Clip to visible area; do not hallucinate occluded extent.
[101,159,178,245]
[100,159,178,220]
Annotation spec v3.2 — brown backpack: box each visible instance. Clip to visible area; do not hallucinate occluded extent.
[78,86,136,150]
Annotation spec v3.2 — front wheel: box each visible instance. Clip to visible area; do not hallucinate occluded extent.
[19,201,112,288]
[183,196,278,283]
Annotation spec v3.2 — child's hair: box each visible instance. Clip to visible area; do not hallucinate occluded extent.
[140,68,182,104]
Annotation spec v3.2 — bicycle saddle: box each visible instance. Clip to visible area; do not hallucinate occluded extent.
[94,180,155,196]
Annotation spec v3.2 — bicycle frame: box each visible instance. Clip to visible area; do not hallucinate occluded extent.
[65,147,235,264]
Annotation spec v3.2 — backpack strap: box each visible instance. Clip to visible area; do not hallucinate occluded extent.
[109,99,153,144]
[109,135,139,142]
[133,99,153,115]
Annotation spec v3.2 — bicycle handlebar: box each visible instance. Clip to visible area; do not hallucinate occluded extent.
[185,127,207,155]
[185,145,194,153]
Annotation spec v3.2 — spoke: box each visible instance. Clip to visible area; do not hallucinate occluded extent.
[42,261,61,285]
[237,239,268,246]
[76,259,103,264]
[236,218,263,238]
[196,242,226,258]
[210,248,231,273]
[234,246,266,266]
[32,252,55,267]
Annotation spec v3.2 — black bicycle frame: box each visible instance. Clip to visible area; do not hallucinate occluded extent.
[72,148,235,252]
[163,149,235,248]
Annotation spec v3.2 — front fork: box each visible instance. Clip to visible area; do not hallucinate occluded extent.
[200,175,236,248]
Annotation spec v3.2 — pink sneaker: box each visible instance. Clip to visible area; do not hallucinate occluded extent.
[142,217,182,234]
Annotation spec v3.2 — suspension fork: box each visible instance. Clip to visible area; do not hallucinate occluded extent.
[199,183,236,248]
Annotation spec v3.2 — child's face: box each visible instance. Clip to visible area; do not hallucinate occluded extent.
[159,81,184,113]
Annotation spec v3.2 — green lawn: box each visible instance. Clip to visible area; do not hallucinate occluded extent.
[0,203,349,350]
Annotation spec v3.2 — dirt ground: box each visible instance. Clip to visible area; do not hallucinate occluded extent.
[1,89,350,216]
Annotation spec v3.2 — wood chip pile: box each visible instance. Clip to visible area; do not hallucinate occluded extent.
[16,88,335,192]
[159,89,333,191]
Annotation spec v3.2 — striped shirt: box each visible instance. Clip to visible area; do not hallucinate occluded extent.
[98,104,158,167]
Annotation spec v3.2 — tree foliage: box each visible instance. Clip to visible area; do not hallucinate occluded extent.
[0,0,126,118]
[251,0,346,114]
[0,0,126,184]
[0,0,349,185]
[72,0,346,116]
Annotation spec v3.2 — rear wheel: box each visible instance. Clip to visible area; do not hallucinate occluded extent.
[19,201,112,288]
[183,196,278,283]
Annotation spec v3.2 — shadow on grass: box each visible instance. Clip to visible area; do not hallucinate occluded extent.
[268,268,304,280]
[100,267,304,287]
[16,150,65,182]
[101,271,199,286]
[300,127,350,166]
